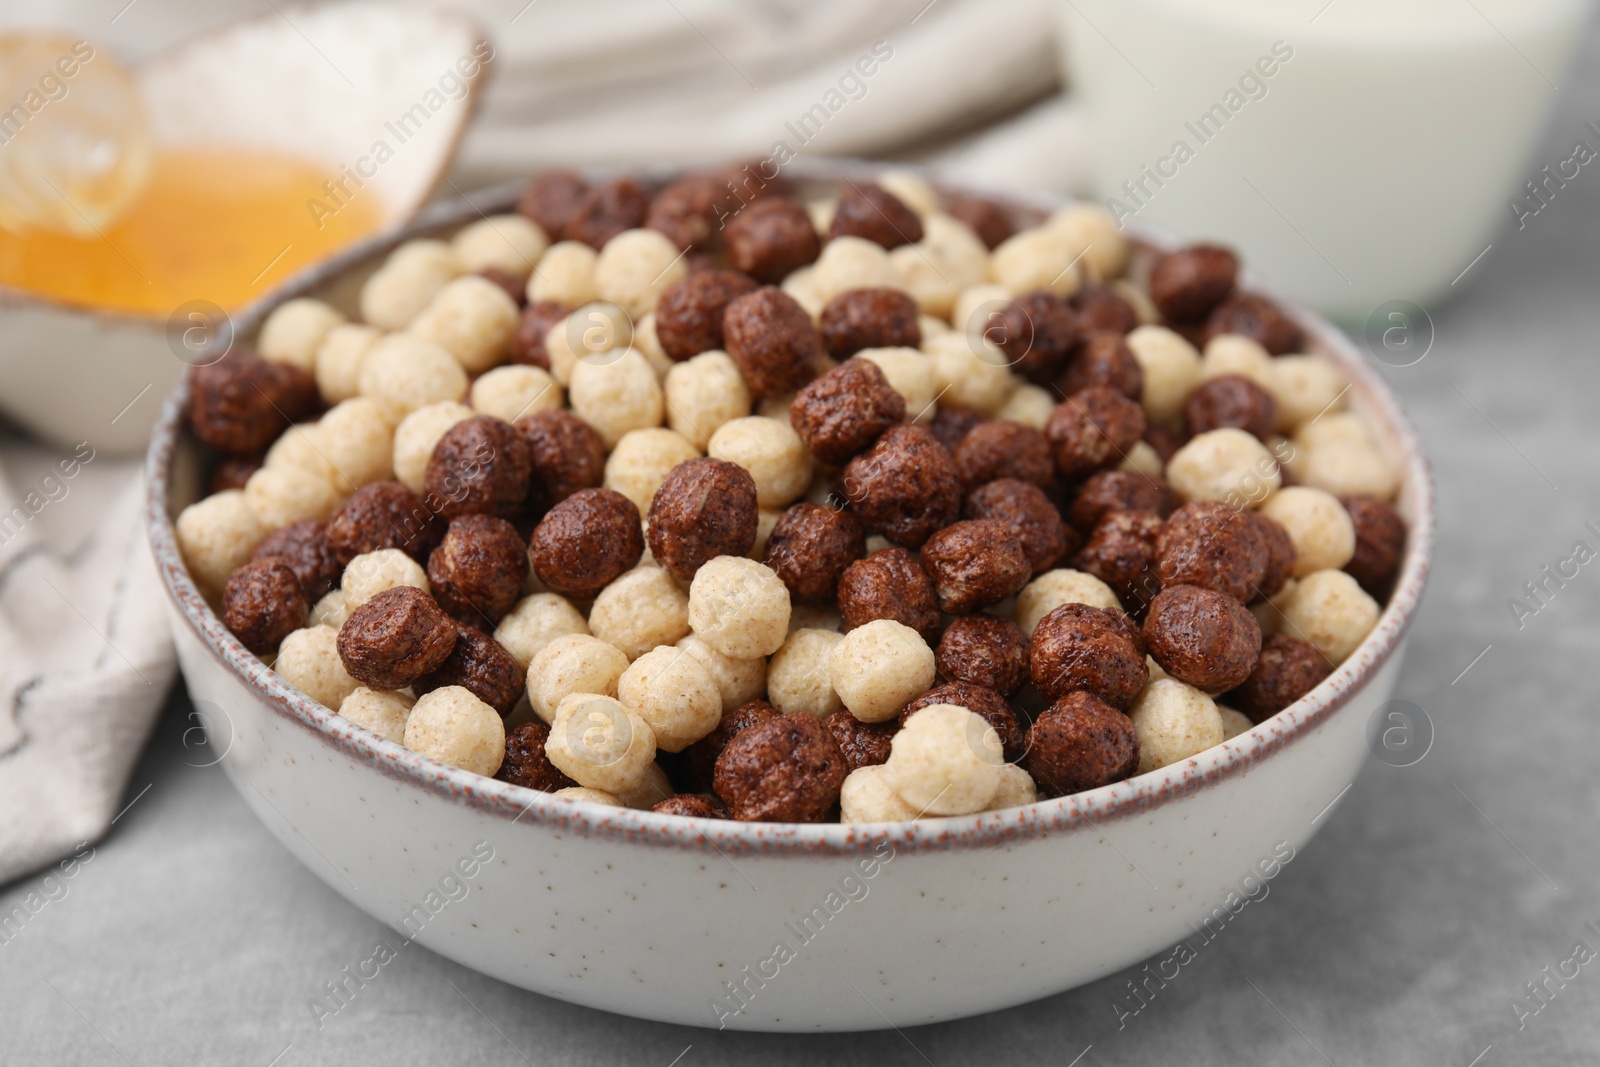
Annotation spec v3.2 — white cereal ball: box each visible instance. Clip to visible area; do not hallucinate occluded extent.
[528,240,599,307]
[309,589,349,630]
[341,548,428,608]
[811,236,896,304]
[1113,279,1160,325]
[339,687,415,745]
[806,198,836,235]
[553,786,625,806]
[450,214,549,280]
[319,397,395,492]
[988,226,1081,297]
[244,464,340,528]
[877,168,940,218]
[494,593,589,672]
[407,274,520,374]
[545,692,657,794]
[780,266,826,323]
[589,564,692,660]
[889,245,952,319]
[605,428,700,512]
[1129,678,1224,774]
[952,283,1015,339]
[175,489,267,592]
[1270,355,1347,431]
[750,507,783,560]
[617,761,674,809]
[1014,569,1121,635]
[891,213,988,318]
[919,314,950,339]
[357,333,468,421]
[883,703,1003,815]
[360,239,464,331]
[594,228,688,318]
[1044,203,1130,281]
[391,401,473,494]
[1201,334,1275,390]
[528,634,629,724]
[767,628,845,718]
[829,619,936,724]
[675,633,767,713]
[403,686,506,776]
[263,423,335,486]
[839,764,919,823]
[314,323,382,404]
[664,350,752,450]
[632,310,668,364]
[617,644,722,751]
[688,556,790,659]
[1219,706,1254,742]
[707,416,809,507]
[924,332,1016,417]
[469,364,562,424]
[1166,428,1281,507]
[274,625,360,709]
[856,347,936,422]
[260,298,345,373]
[568,349,665,448]
[1126,325,1202,425]
[1119,440,1165,479]
[997,383,1056,431]
[1260,486,1356,577]
[1292,418,1399,501]
[1278,569,1379,663]
[985,763,1040,811]
[546,302,635,385]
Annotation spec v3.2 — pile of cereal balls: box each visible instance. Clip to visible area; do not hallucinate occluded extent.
[175,162,1407,823]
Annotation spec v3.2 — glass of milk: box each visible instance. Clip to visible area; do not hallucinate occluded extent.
[1058,0,1590,319]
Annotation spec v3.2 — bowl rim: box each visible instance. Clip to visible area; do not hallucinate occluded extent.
[144,160,1435,858]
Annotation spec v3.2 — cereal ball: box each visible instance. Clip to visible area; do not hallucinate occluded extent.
[528,488,644,599]
[819,288,921,359]
[1277,569,1379,663]
[470,365,561,425]
[823,709,899,772]
[1227,633,1331,722]
[989,226,1082,297]
[661,350,752,451]
[688,556,790,658]
[341,548,429,609]
[414,623,525,716]
[1260,487,1355,578]
[1022,691,1139,797]
[1046,386,1147,479]
[985,763,1040,810]
[1045,204,1131,281]
[391,401,472,494]
[839,764,920,822]
[900,681,1024,762]
[836,547,942,645]
[529,634,630,722]
[761,503,866,606]
[616,644,721,752]
[339,687,414,745]
[424,415,533,519]
[528,240,600,307]
[593,228,688,319]
[517,408,607,507]
[1201,334,1275,388]
[1072,285,1140,334]
[996,383,1056,431]
[326,482,443,566]
[1143,584,1262,692]
[451,214,549,280]
[188,352,316,456]
[936,614,1030,695]
[870,170,936,220]
[402,686,506,775]
[1251,511,1298,598]
[407,275,520,373]
[243,465,340,528]
[856,346,936,421]
[606,428,701,514]
[567,349,665,449]
[1149,245,1238,322]
[644,173,725,252]
[652,793,725,818]
[723,198,822,283]
[275,625,360,708]
[944,193,1014,250]
[952,421,1053,491]
[176,490,268,593]
[253,518,341,601]
[965,478,1075,575]
[810,236,898,305]
[829,619,936,723]
[1340,495,1406,595]
[929,406,983,453]
[337,585,458,690]
[545,693,657,793]
[223,558,309,653]
[890,214,988,318]
[551,786,625,805]
[517,169,588,238]
[884,704,1002,815]
[920,519,1031,614]
[675,633,767,715]
[1270,355,1347,431]
[990,290,1079,384]
[1124,326,1201,426]
[1218,706,1254,740]
[1185,374,1278,441]
[925,332,1018,418]
[260,298,344,374]
[1014,568,1121,635]
[426,515,528,626]
[493,592,588,673]
[1128,678,1224,774]
[1070,470,1171,532]
[358,334,468,421]
[830,181,923,249]
[1119,441,1166,480]
[714,712,845,821]
[684,698,781,791]
[584,558,688,658]
[1294,435,1399,502]
[1030,602,1148,708]
[1203,292,1303,356]
[646,457,759,580]
[721,287,824,400]
[654,270,759,361]
[507,300,569,370]
[360,240,463,330]
[317,398,395,493]
[788,358,905,465]
[1059,333,1143,405]
[309,589,349,630]
[1157,501,1270,602]
[495,720,577,791]
[1074,509,1165,611]
[842,425,960,549]
[565,176,650,250]
[1167,428,1281,506]
[707,416,810,508]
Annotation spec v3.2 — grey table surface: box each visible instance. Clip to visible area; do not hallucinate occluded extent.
[8,32,1600,1067]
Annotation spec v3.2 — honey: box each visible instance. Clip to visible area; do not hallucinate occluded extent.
[0,148,383,316]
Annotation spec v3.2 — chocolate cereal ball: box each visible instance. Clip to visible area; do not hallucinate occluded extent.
[899,681,1025,763]
[1149,244,1238,323]
[645,173,724,252]
[507,300,570,370]
[1069,470,1172,532]
[823,709,900,773]
[1057,332,1143,401]
[943,192,1014,249]
[326,482,445,566]
[713,712,847,822]
[789,357,907,465]
[564,176,650,249]
[842,425,961,549]
[936,614,1030,696]
[495,720,577,791]
[819,288,921,359]
[724,198,822,283]
[414,622,526,717]
[1143,584,1262,693]
[830,181,923,249]
[1074,509,1165,611]
[337,585,459,690]
[1340,495,1406,596]
[427,515,529,626]
[1072,285,1140,335]
[646,458,760,581]
[527,488,644,599]
[516,408,608,509]
[654,270,761,361]
[952,420,1054,489]
[425,415,534,519]
[1253,512,1298,599]
[1045,386,1147,479]
[1202,292,1304,356]
[653,793,727,818]
[721,287,824,399]
[1030,602,1148,709]
[189,352,317,456]
[1185,374,1278,440]
[990,290,1079,384]
[964,478,1076,574]
[1156,501,1269,603]
[223,558,309,654]
[683,698,778,792]
[920,519,1031,615]
[1022,691,1140,798]
[253,519,341,601]
[837,547,942,645]
[1228,633,1330,723]
[762,503,867,606]
[516,169,588,238]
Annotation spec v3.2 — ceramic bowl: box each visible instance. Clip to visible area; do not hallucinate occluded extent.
[145,162,1434,1032]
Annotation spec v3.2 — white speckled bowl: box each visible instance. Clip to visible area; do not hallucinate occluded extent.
[145,162,1433,1032]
